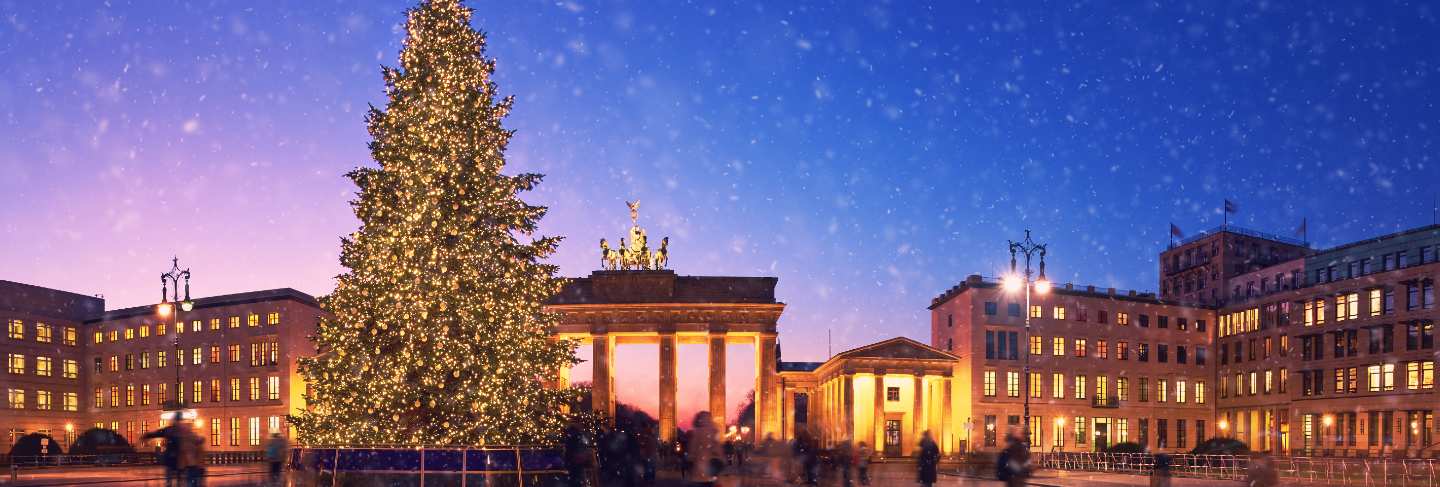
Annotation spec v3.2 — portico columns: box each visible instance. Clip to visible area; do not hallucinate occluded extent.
[755,334,778,439]
[912,374,925,443]
[658,331,678,442]
[843,375,855,446]
[592,333,615,419]
[708,332,727,430]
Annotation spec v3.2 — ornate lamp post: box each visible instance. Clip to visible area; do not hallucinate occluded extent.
[157,257,193,414]
[1004,230,1050,450]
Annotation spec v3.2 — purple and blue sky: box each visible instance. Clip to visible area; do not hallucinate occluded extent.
[3,0,1439,422]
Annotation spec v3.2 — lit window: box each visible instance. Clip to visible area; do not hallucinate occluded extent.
[1116,312,1128,326]
[249,377,260,401]
[62,360,78,379]
[1074,375,1087,399]
[35,357,51,377]
[983,371,996,397]
[1051,373,1064,399]
[1052,337,1064,356]
[1117,377,1129,401]
[210,346,221,364]
[1409,361,1435,390]
[191,320,201,332]
[62,393,77,412]
[267,312,280,325]
[1028,336,1042,355]
[124,328,134,340]
[7,354,25,374]
[138,325,149,338]
[7,389,24,409]
[229,344,241,363]
[157,323,167,336]
[229,316,240,329]
[157,351,167,368]
[93,331,103,344]
[1074,339,1087,358]
[192,347,202,365]
[249,417,261,446]
[108,330,118,342]
[142,384,151,406]
[126,384,135,406]
[8,320,23,340]
[1030,305,1042,318]
[1097,340,1109,359]
[1053,306,1067,320]
[1158,379,1169,403]
[35,323,52,343]
[211,379,221,402]
[1176,380,1187,403]
[1006,371,1020,397]
[211,419,221,446]
[1195,382,1206,404]
[885,386,900,402]
[192,380,202,403]
[248,314,259,327]
[210,319,221,331]
[230,418,240,447]
[231,378,241,401]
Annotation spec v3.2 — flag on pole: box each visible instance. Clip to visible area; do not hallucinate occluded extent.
[1223,199,1238,214]
[1170,223,1184,238]
[1294,217,1307,237]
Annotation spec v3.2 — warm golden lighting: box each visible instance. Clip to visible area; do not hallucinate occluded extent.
[1054,417,1065,427]
[1322,414,1334,427]
[1218,419,1229,431]
[156,302,173,317]
[1034,279,1052,294]
[180,300,194,312]
[64,423,73,433]
[1002,275,1023,293]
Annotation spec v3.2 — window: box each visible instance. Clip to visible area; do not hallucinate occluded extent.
[1097,340,1109,359]
[1158,316,1168,329]
[210,419,221,446]
[1075,417,1087,445]
[1053,419,1066,447]
[126,384,135,406]
[191,380,202,403]
[1158,379,1169,402]
[7,354,25,374]
[1028,372,1042,398]
[1074,339,1087,358]
[62,392,77,412]
[191,347,201,366]
[7,320,23,340]
[62,360,77,379]
[157,322,167,336]
[157,350,167,368]
[1051,373,1064,399]
[1426,281,1436,310]
[1138,315,1150,328]
[1052,337,1064,356]
[1368,364,1396,392]
[1249,371,1258,395]
[1028,335,1043,355]
[230,418,240,447]
[1138,378,1150,402]
[1074,375,1087,399]
[984,302,997,315]
[191,320,201,332]
[1030,305,1042,318]
[1410,283,1422,310]
[124,354,134,371]
[229,316,240,329]
[1006,372,1020,397]
[108,329,118,342]
[1157,344,1168,363]
[1346,366,1358,393]
[1409,361,1435,390]
[142,384,151,406]
[35,357,51,377]
[1096,375,1109,401]
[93,331,103,344]
[1007,303,1021,317]
[1053,306,1066,320]
[1157,419,1169,448]
[124,328,134,340]
[1195,382,1206,404]
[1279,368,1288,393]
[210,318,221,331]
[1196,346,1207,365]
[109,386,118,407]
[1097,310,1108,324]
[1117,341,1130,360]
[249,377,261,401]
[210,346,221,364]
[230,378,242,401]
[1117,312,1129,326]
[983,370,997,397]
[7,389,24,409]
[1176,419,1188,449]
[210,379,221,402]
[33,323,53,343]
[1138,343,1150,362]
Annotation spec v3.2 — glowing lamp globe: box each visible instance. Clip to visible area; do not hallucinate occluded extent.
[1002,275,1023,293]
[156,302,173,317]
[1034,279,1052,295]
[180,300,194,312]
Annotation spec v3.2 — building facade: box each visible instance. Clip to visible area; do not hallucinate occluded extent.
[1159,226,1310,307]
[929,275,1215,453]
[0,282,322,452]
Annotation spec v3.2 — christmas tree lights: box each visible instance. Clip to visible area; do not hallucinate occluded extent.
[290,0,579,446]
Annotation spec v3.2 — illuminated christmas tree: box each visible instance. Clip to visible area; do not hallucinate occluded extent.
[291,0,578,446]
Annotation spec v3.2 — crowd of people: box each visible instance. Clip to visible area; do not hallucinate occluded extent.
[138,412,288,487]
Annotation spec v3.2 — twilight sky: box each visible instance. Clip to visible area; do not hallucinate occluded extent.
[2,0,1439,423]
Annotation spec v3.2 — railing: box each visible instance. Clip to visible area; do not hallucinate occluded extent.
[1040,452,1440,486]
[290,446,566,487]
[1,451,266,467]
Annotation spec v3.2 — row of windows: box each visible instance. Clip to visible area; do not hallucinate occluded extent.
[6,389,80,411]
[1219,335,1289,365]
[1314,246,1440,285]
[1219,282,1434,338]
[5,354,80,378]
[980,370,1207,404]
[1293,322,1434,361]
[984,414,1203,451]
[1220,369,1288,398]
[1298,410,1434,449]
[93,313,282,344]
[1293,362,1436,396]
[93,376,281,408]
[978,303,1205,331]
[102,416,283,448]
[94,340,280,373]
[987,335,1209,365]
[6,319,79,345]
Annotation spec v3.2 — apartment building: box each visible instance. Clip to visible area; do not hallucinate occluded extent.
[0,281,103,449]
[931,275,1215,453]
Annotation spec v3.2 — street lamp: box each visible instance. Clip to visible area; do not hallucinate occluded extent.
[1005,230,1049,450]
[159,257,193,414]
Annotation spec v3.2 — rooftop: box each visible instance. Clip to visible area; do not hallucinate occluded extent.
[929,274,1173,310]
[89,288,321,323]
[547,270,779,305]
[1174,224,1309,248]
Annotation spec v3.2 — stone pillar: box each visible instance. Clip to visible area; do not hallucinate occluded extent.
[942,377,953,454]
[658,331,677,443]
[873,373,886,452]
[843,375,855,446]
[912,374,926,443]
[558,361,572,414]
[755,334,778,439]
[592,333,615,420]
[708,332,727,430]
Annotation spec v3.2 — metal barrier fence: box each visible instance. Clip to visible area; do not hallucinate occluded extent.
[1039,452,1440,486]
[290,446,567,487]
[2,451,266,467]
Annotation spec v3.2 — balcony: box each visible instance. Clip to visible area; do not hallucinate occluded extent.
[1091,396,1119,408]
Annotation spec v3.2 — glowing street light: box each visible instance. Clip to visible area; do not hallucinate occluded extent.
[159,257,194,411]
[1005,230,1049,451]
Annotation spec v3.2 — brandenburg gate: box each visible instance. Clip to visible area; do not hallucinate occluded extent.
[546,201,783,442]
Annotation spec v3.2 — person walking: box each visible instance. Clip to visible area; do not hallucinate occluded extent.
[688,412,722,486]
[856,441,872,486]
[263,433,288,487]
[174,421,205,487]
[1246,452,1279,487]
[916,431,940,487]
[1150,453,1174,487]
[140,412,184,487]
[997,434,1032,487]
[834,440,854,487]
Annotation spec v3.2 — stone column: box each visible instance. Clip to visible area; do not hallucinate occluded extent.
[558,361,572,414]
[912,374,926,444]
[942,377,953,454]
[755,334,778,439]
[592,333,615,420]
[873,373,886,451]
[843,375,855,447]
[708,332,727,430]
[658,331,678,443]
